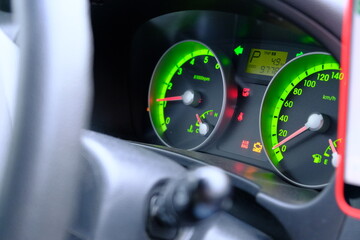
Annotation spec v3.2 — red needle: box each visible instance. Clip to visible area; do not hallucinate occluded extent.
[272,125,309,150]
[196,114,203,124]
[329,139,338,154]
[156,96,183,102]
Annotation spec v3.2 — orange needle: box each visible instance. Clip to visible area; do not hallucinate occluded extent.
[196,114,203,124]
[272,125,309,150]
[329,139,338,154]
[272,113,325,150]
[156,96,183,102]
[329,138,340,167]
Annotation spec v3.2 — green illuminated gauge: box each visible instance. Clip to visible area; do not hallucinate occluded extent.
[148,41,227,150]
[260,52,342,188]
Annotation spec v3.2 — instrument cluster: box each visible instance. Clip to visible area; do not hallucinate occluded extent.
[131,10,340,188]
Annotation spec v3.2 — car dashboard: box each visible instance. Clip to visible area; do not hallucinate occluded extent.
[91,1,340,186]
[3,0,360,240]
[87,0,360,239]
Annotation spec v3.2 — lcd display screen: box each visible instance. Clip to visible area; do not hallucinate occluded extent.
[246,48,288,76]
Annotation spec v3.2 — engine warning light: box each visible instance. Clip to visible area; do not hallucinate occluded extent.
[252,142,263,153]
[237,112,244,122]
[241,140,250,149]
[242,88,251,97]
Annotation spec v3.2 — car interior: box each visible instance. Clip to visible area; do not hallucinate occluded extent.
[1,0,360,239]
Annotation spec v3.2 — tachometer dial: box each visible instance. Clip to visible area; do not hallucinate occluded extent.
[260,53,341,187]
[149,41,227,150]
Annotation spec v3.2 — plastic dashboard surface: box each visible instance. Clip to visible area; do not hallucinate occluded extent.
[127,10,337,185]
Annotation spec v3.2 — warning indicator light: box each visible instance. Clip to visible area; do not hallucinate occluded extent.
[241,140,250,149]
[252,142,263,153]
[242,88,251,97]
[237,112,244,122]
[234,45,244,55]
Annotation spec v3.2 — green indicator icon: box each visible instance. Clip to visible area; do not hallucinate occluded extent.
[296,51,304,57]
[312,154,322,164]
[187,124,194,133]
[234,45,244,55]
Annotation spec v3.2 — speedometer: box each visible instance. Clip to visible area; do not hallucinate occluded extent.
[260,52,341,187]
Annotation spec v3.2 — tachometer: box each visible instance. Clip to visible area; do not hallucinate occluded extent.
[148,41,227,150]
[260,52,341,187]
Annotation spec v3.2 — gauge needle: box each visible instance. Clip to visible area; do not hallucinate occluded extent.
[272,113,326,150]
[196,113,203,124]
[157,90,201,107]
[329,139,338,155]
[195,113,211,136]
[156,96,183,102]
[272,125,309,150]
[329,138,340,167]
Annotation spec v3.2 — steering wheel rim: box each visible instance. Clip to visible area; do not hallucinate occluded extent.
[0,1,93,239]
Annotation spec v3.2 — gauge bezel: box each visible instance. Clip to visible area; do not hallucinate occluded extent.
[260,52,339,188]
[148,40,228,150]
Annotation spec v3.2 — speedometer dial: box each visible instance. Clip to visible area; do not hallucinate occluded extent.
[148,41,227,150]
[260,53,341,187]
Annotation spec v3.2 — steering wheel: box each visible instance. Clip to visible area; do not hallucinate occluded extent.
[0,1,299,239]
[0,0,92,239]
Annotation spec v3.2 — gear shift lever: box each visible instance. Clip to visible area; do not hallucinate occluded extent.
[148,166,231,239]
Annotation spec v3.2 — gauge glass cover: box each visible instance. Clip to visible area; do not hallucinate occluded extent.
[149,41,226,150]
[260,52,341,187]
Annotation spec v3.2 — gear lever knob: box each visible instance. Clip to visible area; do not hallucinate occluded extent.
[150,166,231,227]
